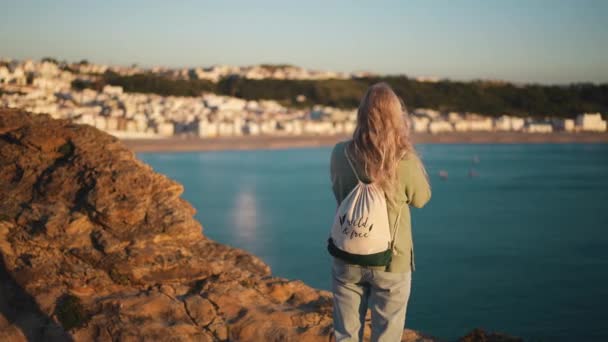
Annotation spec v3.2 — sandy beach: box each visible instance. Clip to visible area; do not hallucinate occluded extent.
[121,132,608,153]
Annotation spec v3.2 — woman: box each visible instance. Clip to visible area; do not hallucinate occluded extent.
[329,82,431,341]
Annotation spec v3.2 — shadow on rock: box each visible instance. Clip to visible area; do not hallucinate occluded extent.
[0,253,73,341]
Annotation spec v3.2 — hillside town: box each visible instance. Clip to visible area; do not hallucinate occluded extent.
[1,58,606,139]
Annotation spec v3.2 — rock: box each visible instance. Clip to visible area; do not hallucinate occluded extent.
[0,109,515,341]
[184,295,216,327]
[458,328,523,342]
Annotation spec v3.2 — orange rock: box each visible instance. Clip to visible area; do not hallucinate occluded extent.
[68,286,96,297]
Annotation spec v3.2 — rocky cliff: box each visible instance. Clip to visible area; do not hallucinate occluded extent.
[0,109,519,342]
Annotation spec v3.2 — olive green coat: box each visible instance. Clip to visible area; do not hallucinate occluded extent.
[329,140,431,273]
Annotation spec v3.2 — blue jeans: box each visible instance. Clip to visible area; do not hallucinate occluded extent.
[331,258,412,342]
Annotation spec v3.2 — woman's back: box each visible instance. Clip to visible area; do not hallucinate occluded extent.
[330,139,431,273]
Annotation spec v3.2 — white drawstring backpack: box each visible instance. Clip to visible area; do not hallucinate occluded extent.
[327,145,400,266]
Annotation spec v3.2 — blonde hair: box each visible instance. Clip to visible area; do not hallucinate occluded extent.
[348,82,416,194]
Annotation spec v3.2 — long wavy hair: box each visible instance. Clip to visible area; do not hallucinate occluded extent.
[348,82,416,195]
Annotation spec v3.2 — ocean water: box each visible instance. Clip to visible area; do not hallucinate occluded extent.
[138,144,608,341]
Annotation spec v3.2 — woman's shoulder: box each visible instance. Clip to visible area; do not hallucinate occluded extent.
[331,139,352,158]
[397,151,424,171]
[333,139,351,149]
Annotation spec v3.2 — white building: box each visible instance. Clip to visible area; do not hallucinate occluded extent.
[525,123,553,133]
[218,121,235,136]
[260,120,278,135]
[428,121,454,134]
[74,113,96,126]
[125,120,138,133]
[496,116,526,131]
[494,116,512,131]
[32,77,70,92]
[233,117,244,136]
[412,116,430,133]
[243,121,261,136]
[0,66,11,84]
[469,118,493,131]
[512,117,525,131]
[576,113,607,132]
[156,122,175,137]
[197,119,219,137]
[447,112,462,123]
[453,121,471,132]
[11,67,27,85]
[414,108,441,120]
[103,85,124,96]
[94,116,107,130]
[106,117,118,131]
[564,119,575,132]
[343,121,356,134]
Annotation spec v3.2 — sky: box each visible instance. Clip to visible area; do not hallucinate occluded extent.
[1,0,607,84]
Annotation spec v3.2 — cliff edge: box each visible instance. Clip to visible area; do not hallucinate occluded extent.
[0,109,519,342]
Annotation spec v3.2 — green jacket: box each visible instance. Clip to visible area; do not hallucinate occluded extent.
[329,140,431,273]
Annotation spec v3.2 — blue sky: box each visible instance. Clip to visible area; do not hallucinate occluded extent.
[1,0,606,84]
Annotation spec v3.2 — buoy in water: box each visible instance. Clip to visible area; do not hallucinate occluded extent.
[439,170,449,180]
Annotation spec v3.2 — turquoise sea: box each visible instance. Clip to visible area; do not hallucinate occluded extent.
[138,144,608,341]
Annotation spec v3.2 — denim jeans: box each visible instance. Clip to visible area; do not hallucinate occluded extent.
[331,258,412,342]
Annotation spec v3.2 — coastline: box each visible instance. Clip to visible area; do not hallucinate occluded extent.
[121,132,608,153]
